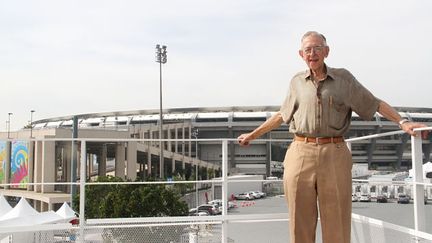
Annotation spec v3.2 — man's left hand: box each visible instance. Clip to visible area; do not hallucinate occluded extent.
[400,122,430,139]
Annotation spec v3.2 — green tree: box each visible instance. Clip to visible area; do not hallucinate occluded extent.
[73,175,188,218]
[172,174,193,195]
[73,176,190,242]
[207,168,215,179]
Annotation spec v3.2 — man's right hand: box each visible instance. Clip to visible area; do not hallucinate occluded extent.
[237,133,254,146]
[400,121,430,139]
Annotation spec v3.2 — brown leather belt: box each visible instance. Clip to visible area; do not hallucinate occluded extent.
[294,135,344,144]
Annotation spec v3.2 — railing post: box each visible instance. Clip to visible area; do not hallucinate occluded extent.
[346,141,352,151]
[79,140,87,243]
[411,135,426,235]
[221,140,228,243]
[71,116,79,208]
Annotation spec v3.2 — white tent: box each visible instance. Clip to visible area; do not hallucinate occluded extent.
[56,202,77,220]
[408,161,432,179]
[0,198,77,226]
[0,198,77,243]
[0,211,63,227]
[0,197,38,221]
[0,195,12,218]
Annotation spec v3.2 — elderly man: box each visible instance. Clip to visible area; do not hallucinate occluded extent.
[237,31,427,243]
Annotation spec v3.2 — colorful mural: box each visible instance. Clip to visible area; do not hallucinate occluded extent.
[10,141,29,188]
[0,141,6,183]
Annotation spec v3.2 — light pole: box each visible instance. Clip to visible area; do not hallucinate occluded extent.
[156,44,167,179]
[30,110,35,138]
[192,128,199,207]
[7,113,12,139]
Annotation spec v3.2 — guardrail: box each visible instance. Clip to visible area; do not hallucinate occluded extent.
[347,127,431,241]
[0,127,431,242]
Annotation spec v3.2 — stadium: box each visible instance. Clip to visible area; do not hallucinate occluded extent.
[1,105,432,215]
[29,105,432,176]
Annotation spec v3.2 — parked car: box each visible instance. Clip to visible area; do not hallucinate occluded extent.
[405,195,428,204]
[208,199,236,210]
[254,191,267,198]
[188,210,209,216]
[248,191,266,199]
[351,194,358,202]
[359,194,371,202]
[376,195,388,203]
[397,194,410,204]
[189,204,220,215]
[412,196,428,204]
[235,192,254,200]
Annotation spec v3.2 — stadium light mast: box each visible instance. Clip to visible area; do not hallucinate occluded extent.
[192,128,199,206]
[30,110,35,138]
[156,44,167,179]
[7,112,12,139]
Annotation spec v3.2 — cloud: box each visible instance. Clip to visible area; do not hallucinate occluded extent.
[0,0,431,130]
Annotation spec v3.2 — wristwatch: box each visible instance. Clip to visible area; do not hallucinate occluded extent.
[398,118,410,128]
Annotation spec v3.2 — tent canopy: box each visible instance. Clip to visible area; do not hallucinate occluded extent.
[0,198,77,227]
[56,202,77,219]
[0,198,38,221]
[408,161,432,178]
[0,195,12,218]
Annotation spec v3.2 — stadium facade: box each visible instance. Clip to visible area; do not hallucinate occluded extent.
[30,105,432,175]
[1,106,431,210]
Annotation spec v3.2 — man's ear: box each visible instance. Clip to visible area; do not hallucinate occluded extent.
[298,50,303,58]
[324,46,330,58]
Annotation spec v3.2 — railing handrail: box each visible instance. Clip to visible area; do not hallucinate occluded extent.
[2,126,432,142]
[1,180,431,192]
[1,127,432,243]
[0,223,73,235]
[1,179,431,186]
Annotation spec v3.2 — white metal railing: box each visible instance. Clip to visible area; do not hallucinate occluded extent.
[347,127,431,241]
[0,127,431,242]
[80,128,432,243]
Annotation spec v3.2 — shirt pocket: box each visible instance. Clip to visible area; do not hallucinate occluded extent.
[328,96,348,130]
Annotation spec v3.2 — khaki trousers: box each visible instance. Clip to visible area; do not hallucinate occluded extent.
[283,140,352,243]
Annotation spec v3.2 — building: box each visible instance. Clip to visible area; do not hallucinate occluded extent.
[1,105,431,210]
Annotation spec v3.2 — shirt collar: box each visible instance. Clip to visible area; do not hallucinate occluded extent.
[305,64,335,81]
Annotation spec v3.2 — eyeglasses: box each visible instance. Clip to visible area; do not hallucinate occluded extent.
[302,45,326,55]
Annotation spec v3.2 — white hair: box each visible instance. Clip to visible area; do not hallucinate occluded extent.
[301,31,327,46]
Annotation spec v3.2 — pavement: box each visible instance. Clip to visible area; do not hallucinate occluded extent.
[225,195,432,243]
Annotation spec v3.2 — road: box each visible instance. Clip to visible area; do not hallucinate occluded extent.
[225,196,432,243]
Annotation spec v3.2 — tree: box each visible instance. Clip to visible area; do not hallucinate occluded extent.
[207,168,215,179]
[172,174,193,195]
[73,176,190,242]
[73,175,188,218]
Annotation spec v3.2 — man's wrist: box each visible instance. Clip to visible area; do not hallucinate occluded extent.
[398,118,410,128]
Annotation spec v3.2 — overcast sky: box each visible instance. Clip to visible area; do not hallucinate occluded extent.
[1,0,431,130]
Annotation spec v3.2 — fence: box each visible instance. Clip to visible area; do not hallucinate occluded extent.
[0,127,431,242]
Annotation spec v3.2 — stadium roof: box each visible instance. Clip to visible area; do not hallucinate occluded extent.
[32,106,432,127]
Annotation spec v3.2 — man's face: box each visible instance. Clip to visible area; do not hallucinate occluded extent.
[299,35,329,71]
